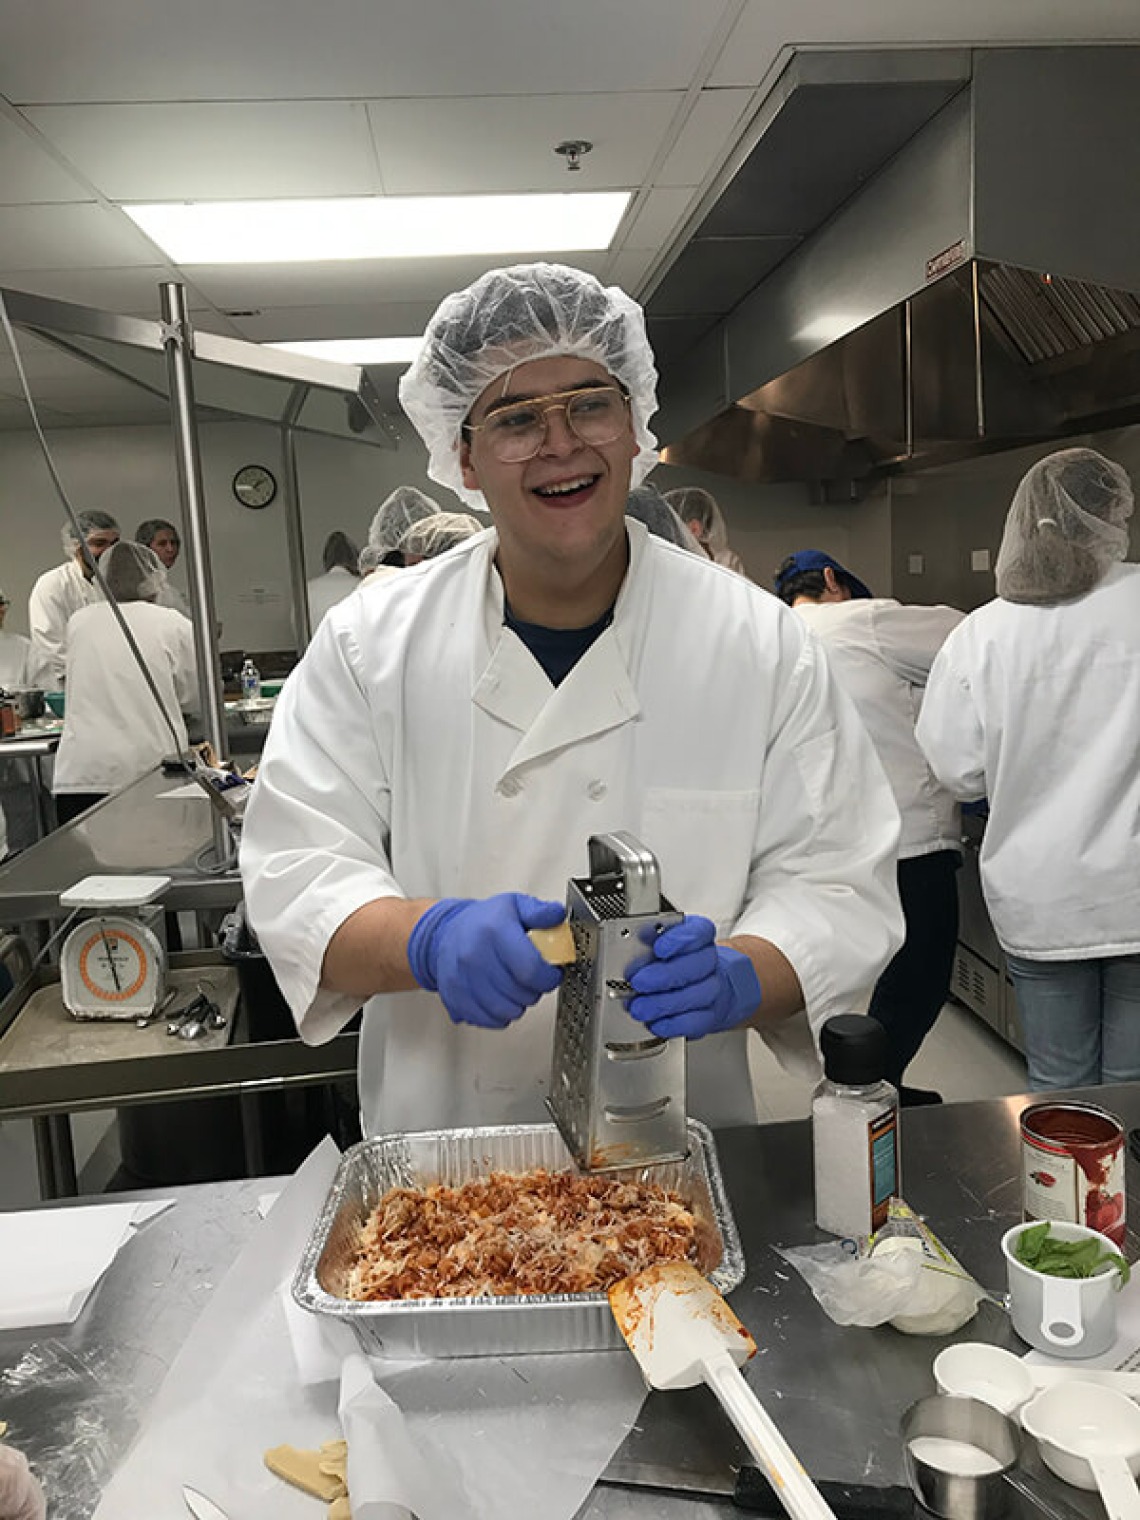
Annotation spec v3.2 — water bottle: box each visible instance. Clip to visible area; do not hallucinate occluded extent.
[239,658,261,702]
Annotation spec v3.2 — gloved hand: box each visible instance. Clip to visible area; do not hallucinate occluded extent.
[0,1444,47,1520]
[628,914,761,1040]
[407,893,565,1029]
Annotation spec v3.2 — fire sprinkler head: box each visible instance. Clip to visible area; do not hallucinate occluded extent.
[554,140,593,172]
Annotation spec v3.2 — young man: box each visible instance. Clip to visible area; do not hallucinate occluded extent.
[240,263,904,1138]
[775,549,964,1102]
[28,510,120,683]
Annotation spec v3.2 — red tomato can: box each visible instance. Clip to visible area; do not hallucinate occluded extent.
[1020,1101,1126,1248]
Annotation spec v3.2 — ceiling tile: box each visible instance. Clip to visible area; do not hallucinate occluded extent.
[0,0,727,103]
[0,115,93,203]
[617,186,701,253]
[602,247,657,297]
[366,93,682,194]
[220,302,439,342]
[0,265,188,313]
[23,102,382,200]
[655,88,756,188]
[0,204,163,270]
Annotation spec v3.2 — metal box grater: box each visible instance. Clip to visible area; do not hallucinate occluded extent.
[547,831,687,1170]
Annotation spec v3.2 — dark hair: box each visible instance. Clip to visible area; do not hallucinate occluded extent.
[774,557,827,606]
[322,530,360,574]
[135,517,180,548]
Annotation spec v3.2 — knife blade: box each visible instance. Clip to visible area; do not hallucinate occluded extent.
[598,1458,916,1517]
[183,1487,232,1520]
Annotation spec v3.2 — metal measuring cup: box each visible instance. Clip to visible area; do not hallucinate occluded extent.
[901,1394,1087,1520]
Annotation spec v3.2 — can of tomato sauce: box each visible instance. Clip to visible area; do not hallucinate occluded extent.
[1020,1101,1126,1247]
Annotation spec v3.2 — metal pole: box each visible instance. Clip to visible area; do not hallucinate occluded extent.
[971,261,986,440]
[903,299,914,460]
[159,282,232,867]
[279,387,311,653]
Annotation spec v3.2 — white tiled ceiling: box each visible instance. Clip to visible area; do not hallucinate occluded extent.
[0,0,1136,425]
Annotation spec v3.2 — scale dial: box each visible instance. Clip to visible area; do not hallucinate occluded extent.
[60,913,165,1019]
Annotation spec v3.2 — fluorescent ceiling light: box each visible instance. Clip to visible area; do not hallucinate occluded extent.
[268,337,423,365]
[123,193,631,264]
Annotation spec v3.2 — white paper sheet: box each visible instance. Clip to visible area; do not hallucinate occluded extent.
[156,783,210,800]
[93,1140,648,1520]
[0,1199,174,1331]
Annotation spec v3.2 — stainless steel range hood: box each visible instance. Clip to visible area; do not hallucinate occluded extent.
[652,47,1140,496]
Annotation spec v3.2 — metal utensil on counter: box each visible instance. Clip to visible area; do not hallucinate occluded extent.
[599,1458,915,1516]
[901,1393,1087,1520]
[183,1486,231,1520]
[546,831,686,1170]
[1021,1382,1140,1520]
[609,1261,840,1520]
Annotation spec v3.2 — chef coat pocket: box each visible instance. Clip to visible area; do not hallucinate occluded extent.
[640,787,761,931]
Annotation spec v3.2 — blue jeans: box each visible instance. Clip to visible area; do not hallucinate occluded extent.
[1005,953,1140,1090]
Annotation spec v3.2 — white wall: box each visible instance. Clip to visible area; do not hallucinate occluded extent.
[0,414,459,652]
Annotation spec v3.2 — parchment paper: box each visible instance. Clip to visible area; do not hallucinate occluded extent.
[93,1139,648,1520]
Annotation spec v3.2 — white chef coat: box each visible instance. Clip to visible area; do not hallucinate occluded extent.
[305,566,360,629]
[916,562,1140,961]
[27,561,97,684]
[794,599,964,859]
[241,522,903,1137]
[53,601,198,795]
[0,631,55,691]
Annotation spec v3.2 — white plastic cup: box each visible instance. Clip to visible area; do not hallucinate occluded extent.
[1002,1220,1122,1360]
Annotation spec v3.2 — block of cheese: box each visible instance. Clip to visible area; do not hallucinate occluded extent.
[527,919,576,965]
[263,1444,346,1502]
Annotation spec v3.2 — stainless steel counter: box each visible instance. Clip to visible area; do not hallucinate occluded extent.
[6,1088,1139,1518]
[0,765,241,923]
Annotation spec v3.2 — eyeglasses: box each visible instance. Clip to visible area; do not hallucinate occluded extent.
[466,385,631,464]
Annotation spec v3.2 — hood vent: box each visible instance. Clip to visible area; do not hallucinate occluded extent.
[980,265,1140,366]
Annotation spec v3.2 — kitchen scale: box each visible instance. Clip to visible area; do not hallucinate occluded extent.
[59,875,172,1021]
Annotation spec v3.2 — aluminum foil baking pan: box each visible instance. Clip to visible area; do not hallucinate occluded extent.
[292,1119,744,1359]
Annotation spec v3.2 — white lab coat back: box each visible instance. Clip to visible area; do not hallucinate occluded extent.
[155,581,191,618]
[916,563,1140,959]
[0,631,55,691]
[305,567,360,629]
[794,599,964,858]
[27,560,97,684]
[53,601,199,794]
[241,524,903,1137]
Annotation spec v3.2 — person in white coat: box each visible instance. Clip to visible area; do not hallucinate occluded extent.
[305,530,360,628]
[53,541,198,825]
[28,511,121,684]
[663,486,747,575]
[135,518,190,617]
[240,262,904,1138]
[917,447,1140,1090]
[775,549,965,1103]
[358,486,442,584]
[0,588,55,690]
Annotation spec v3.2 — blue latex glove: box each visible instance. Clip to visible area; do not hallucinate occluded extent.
[628,914,761,1040]
[407,892,565,1029]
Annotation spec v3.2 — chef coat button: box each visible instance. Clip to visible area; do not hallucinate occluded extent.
[497,777,522,797]
[586,779,607,800]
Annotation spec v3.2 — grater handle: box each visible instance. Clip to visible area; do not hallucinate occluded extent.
[587,832,663,916]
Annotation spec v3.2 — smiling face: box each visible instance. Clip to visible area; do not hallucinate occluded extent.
[148,527,180,569]
[459,355,637,621]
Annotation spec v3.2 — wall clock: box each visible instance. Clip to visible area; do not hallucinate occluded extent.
[232,464,278,509]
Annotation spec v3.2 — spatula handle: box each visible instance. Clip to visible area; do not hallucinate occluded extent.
[734,1467,914,1516]
[703,1352,839,1520]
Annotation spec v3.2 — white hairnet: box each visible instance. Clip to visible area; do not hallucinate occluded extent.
[398,510,484,560]
[398,262,659,508]
[662,487,730,555]
[61,509,119,553]
[102,540,167,601]
[367,487,441,554]
[995,448,1133,604]
[625,486,703,553]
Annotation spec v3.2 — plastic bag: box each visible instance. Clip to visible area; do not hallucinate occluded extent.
[777,1199,986,1336]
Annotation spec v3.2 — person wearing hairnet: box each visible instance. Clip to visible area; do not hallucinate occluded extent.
[775,549,965,1103]
[917,448,1140,1090]
[240,262,903,1138]
[0,588,54,691]
[625,484,703,552]
[359,486,442,583]
[135,517,190,616]
[662,485,747,574]
[0,1441,46,1520]
[27,511,120,684]
[305,530,361,628]
[397,510,484,564]
[53,542,198,825]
